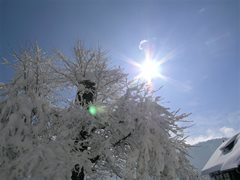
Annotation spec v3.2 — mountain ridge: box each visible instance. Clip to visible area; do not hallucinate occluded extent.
[188,137,227,172]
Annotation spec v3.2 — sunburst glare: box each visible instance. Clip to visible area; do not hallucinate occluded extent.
[123,39,183,89]
[136,58,162,82]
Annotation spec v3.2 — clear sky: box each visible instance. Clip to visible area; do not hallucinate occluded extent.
[0,0,239,144]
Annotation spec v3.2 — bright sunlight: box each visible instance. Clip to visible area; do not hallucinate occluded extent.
[137,59,162,82]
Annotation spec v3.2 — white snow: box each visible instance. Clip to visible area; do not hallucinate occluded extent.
[201,133,240,175]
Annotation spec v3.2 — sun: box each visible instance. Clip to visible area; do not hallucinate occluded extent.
[124,40,173,85]
[125,56,164,84]
[137,59,162,82]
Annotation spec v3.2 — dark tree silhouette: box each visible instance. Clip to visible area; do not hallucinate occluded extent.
[71,165,84,180]
[75,80,96,106]
[72,80,96,180]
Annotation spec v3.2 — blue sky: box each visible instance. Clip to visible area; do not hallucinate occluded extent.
[0,0,239,144]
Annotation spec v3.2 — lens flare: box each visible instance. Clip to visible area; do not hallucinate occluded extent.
[88,105,105,116]
[88,105,97,116]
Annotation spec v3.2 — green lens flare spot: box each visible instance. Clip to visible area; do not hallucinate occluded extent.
[88,105,97,116]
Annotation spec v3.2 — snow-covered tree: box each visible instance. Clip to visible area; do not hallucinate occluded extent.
[0,46,74,179]
[9,45,54,97]
[51,41,127,106]
[99,82,198,179]
[0,43,200,180]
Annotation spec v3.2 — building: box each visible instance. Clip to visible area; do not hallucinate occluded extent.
[201,133,240,180]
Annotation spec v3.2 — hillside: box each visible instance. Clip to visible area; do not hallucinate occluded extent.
[188,138,227,172]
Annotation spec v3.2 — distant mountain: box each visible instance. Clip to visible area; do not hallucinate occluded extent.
[188,138,227,172]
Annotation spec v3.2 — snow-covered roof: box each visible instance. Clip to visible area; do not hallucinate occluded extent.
[201,133,240,175]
